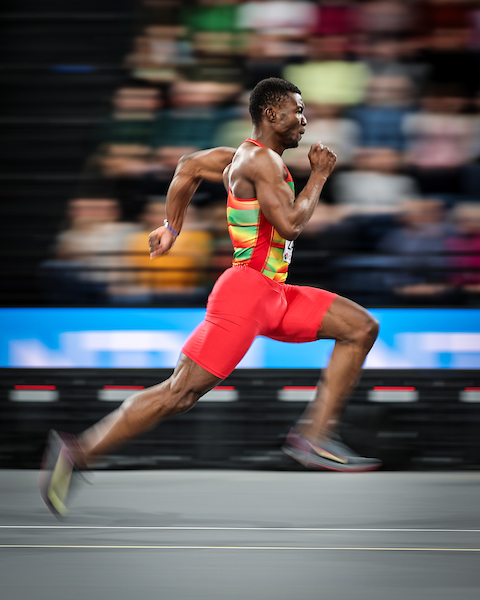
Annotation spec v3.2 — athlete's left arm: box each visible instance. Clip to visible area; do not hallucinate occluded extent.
[250,143,336,241]
[149,146,235,259]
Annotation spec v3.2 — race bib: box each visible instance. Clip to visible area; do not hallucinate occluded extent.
[283,239,294,264]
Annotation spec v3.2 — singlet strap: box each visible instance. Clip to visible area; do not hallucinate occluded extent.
[244,138,266,148]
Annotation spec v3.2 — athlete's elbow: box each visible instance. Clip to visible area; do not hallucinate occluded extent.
[176,153,196,172]
[279,224,301,241]
[174,153,203,184]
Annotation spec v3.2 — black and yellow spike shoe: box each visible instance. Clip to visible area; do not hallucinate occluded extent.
[39,430,83,519]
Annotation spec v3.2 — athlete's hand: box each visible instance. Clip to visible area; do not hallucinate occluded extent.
[148,225,176,259]
[308,142,337,180]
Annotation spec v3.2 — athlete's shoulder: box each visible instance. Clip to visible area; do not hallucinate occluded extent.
[234,140,284,176]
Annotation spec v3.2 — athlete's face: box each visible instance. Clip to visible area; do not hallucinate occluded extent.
[276,92,307,149]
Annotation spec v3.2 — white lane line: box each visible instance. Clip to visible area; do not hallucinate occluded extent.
[2,526,480,532]
[1,544,480,552]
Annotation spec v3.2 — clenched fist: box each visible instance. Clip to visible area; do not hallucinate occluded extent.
[308,142,337,180]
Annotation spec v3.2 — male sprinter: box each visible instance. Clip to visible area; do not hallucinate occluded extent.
[40,78,380,519]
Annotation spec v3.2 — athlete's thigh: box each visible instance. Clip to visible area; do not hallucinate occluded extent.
[269,284,337,343]
[182,315,259,379]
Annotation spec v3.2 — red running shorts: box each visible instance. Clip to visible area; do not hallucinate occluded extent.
[182,265,338,379]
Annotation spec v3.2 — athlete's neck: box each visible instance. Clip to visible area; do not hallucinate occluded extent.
[249,129,285,155]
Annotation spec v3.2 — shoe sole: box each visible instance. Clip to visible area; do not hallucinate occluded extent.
[282,445,382,473]
[39,430,75,519]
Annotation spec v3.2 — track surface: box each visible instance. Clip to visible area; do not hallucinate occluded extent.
[1,469,480,599]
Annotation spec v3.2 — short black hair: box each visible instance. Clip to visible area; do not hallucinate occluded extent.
[249,78,301,126]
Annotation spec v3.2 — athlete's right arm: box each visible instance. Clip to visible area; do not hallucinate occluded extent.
[149,146,235,259]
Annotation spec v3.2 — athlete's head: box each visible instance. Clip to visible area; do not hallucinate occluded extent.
[249,78,302,126]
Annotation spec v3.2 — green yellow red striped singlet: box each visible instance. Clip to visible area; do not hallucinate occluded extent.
[227,138,295,284]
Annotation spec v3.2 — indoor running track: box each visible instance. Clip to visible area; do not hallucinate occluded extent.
[1,469,480,600]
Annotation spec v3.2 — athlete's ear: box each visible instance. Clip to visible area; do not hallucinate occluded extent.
[265,106,276,123]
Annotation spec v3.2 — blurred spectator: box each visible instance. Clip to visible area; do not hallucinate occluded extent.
[99,82,162,149]
[377,197,454,304]
[127,25,192,84]
[242,31,296,89]
[356,0,417,36]
[419,23,478,98]
[347,73,417,151]
[403,82,476,196]
[447,202,480,304]
[214,90,252,148]
[151,78,240,151]
[310,0,357,37]
[468,1,480,50]
[111,199,214,305]
[283,33,370,107]
[419,0,472,32]
[237,0,315,39]
[41,198,138,304]
[358,34,428,95]
[237,0,315,85]
[181,0,241,61]
[332,146,420,214]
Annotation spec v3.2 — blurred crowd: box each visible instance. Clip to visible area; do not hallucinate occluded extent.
[42,0,480,307]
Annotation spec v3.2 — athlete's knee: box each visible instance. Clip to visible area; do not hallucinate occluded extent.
[356,312,379,350]
[335,308,378,351]
[161,377,199,416]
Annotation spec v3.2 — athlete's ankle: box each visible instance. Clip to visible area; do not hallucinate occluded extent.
[294,423,336,445]
[70,437,89,470]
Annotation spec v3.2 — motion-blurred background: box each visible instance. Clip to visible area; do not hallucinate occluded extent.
[1,0,480,471]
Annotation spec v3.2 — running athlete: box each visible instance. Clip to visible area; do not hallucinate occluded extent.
[40,78,380,519]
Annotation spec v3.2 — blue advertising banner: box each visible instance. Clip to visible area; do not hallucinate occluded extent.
[0,308,479,369]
